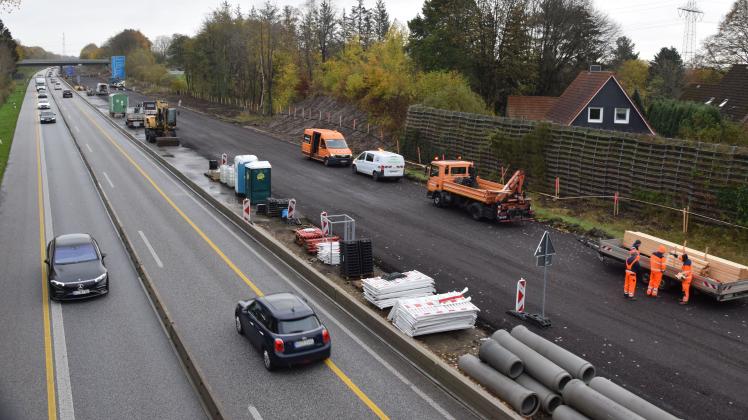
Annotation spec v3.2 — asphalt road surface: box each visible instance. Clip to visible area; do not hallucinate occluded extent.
[80,78,748,420]
[0,76,205,418]
[55,78,478,419]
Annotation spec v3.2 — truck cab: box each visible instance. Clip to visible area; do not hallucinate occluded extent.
[302,128,352,166]
[427,160,474,192]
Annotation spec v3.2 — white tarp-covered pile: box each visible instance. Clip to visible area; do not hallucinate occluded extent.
[363,271,436,309]
[387,288,479,337]
[317,241,340,265]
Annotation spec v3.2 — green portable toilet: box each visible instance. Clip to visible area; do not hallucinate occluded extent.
[245,161,271,204]
[109,93,128,117]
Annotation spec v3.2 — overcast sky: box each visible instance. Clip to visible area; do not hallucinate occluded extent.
[0,0,736,61]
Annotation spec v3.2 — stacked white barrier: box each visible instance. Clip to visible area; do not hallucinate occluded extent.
[363,271,436,309]
[387,289,479,336]
[317,242,340,265]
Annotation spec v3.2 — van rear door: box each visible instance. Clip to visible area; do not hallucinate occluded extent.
[312,132,321,155]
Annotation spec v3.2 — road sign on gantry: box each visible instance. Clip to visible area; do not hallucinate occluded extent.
[111,56,126,81]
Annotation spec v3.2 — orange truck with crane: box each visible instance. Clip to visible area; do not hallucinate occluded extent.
[426,160,533,222]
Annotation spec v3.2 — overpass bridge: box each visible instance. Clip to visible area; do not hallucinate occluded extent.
[17,58,109,66]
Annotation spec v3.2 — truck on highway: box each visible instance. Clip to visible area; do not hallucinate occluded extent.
[125,105,145,128]
[108,92,128,117]
[591,237,748,302]
[301,128,353,166]
[96,83,109,96]
[426,160,533,222]
[35,77,45,87]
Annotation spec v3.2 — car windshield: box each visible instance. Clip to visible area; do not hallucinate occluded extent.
[54,243,98,265]
[278,316,320,334]
[325,139,348,149]
[41,112,53,116]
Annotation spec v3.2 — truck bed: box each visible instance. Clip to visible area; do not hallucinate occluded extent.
[442,178,509,204]
[596,238,748,301]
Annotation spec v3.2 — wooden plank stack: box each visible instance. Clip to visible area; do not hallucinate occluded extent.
[623,231,748,283]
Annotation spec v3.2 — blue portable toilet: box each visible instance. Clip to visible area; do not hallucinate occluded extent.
[234,155,258,195]
[245,160,271,204]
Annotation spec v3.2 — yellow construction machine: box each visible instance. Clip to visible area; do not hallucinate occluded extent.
[144,100,180,146]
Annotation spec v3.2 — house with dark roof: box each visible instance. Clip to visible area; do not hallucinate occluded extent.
[507,68,655,135]
[680,64,748,124]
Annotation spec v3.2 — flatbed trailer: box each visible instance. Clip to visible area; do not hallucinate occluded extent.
[591,238,748,301]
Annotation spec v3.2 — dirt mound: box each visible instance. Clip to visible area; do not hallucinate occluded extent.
[261,95,395,153]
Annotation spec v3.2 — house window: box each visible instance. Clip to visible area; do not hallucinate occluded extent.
[705,97,715,105]
[719,99,729,107]
[614,108,630,124]
[587,107,603,123]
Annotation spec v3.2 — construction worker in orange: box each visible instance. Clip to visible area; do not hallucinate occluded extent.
[624,248,640,300]
[647,245,668,297]
[677,254,694,305]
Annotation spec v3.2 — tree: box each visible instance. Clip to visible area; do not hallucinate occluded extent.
[316,0,337,62]
[257,1,280,115]
[609,36,638,68]
[102,29,152,56]
[648,47,685,100]
[166,34,191,69]
[0,19,18,63]
[152,35,172,63]
[414,71,490,114]
[0,0,20,12]
[373,0,390,41]
[79,43,100,59]
[701,0,748,66]
[616,59,648,97]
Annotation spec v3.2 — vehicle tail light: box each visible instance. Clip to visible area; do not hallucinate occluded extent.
[322,329,330,344]
[274,338,285,352]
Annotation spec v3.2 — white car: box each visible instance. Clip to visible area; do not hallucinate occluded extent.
[36,86,47,93]
[54,83,62,90]
[352,150,405,181]
[38,99,51,110]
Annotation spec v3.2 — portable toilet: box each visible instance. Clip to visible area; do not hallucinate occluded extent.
[234,155,258,195]
[245,161,271,204]
[108,92,128,117]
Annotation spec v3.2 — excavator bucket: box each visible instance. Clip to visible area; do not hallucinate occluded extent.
[155,136,180,147]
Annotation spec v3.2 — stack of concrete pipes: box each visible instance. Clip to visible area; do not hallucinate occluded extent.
[458,325,681,419]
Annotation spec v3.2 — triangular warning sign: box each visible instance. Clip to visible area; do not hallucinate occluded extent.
[534,231,556,257]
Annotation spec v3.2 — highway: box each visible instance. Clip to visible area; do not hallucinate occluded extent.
[0,76,205,418]
[40,77,479,419]
[74,77,748,420]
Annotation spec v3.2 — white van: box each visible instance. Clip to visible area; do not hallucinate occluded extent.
[352,150,405,181]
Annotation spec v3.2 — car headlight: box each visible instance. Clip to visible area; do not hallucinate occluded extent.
[93,273,107,283]
[50,280,64,287]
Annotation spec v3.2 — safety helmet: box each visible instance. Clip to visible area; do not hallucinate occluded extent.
[658,245,666,253]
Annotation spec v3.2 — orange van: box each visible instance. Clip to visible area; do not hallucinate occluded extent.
[301,128,353,166]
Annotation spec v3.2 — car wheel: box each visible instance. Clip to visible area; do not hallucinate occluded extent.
[433,192,443,208]
[235,315,243,335]
[351,164,357,174]
[263,349,275,371]
[373,171,380,182]
[468,203,483,221]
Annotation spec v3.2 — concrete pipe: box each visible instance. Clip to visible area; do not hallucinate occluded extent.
[479,339,523,379]
[589,377,681,420]
[562,379,645,420]
[515,373,562,414]
[552,405,590,420]
[491,329,571,393]
[458,354,539,417]
[511,324,596,383]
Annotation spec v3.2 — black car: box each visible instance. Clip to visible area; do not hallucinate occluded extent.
[62,90,73,98]
[46,234,109,300]
[40,111,56,124]
[37,92,48,99]
[235,293,330,370]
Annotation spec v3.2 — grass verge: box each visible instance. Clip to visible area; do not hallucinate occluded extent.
[0,69,36,185]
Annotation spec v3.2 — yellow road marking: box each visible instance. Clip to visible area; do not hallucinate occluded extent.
[36,113,57,420]
[71,102,389,418]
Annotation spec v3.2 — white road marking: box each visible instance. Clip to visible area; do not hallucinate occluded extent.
[82,103,453,418]
[248,405,263,420]
[102,171,114,188]
[39,122,76,420]
[138,231,164,268]
[85,143,93,153]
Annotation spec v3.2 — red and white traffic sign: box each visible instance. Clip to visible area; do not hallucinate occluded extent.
[287,199,296,219]
[242,198,251,222]
[515,278,526,313]
[320,211,329,236]
[221,153,228,166]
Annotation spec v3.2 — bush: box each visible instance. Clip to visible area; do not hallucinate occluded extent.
[717,185,748,226]
[647,98,748,145]
[488,123,551,190]
[414,71,490,115]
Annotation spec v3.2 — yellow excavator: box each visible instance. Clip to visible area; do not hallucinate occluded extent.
[144,100,180,146]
